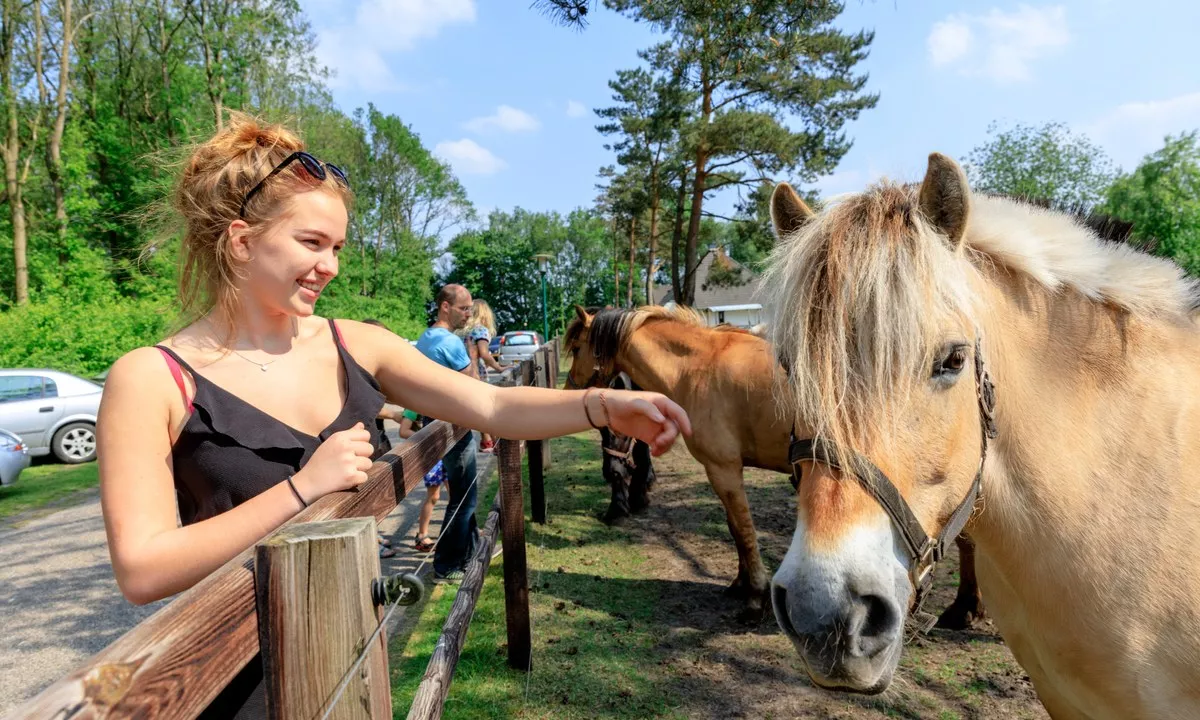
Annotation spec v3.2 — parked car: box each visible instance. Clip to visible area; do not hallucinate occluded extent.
[0,369,103,464]
[0,429,31,485]
[488,335,502,356]
[496,331,543,365]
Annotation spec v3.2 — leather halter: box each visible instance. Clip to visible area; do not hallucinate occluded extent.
[787,336,998,633]
[603,433,637,467]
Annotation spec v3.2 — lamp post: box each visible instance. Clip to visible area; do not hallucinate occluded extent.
[534,253,552,342]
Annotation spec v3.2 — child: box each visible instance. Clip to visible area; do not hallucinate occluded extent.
[399,408,443,552]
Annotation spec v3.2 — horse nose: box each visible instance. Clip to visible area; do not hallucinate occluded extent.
[773,583,901,661]
[844,591,901,659]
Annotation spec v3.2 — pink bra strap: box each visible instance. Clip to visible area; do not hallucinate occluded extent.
[332,320,347,349]
[158,347,195,415]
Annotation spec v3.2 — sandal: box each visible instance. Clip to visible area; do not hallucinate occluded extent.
[414,535,435,552]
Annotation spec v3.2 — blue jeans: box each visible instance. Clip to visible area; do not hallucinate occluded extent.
[434,432,478,575]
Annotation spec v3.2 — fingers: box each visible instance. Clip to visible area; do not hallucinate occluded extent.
[351,440,376,458]
[661,398,692,437]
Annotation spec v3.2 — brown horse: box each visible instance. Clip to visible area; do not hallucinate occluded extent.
[764,153,1200,718]
[565,305,790,621]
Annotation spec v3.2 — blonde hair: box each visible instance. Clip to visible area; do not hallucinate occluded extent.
[150,112,353,331]
[465,299,497,336]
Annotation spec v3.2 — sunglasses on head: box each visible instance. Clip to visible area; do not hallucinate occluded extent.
[239,150,349,218]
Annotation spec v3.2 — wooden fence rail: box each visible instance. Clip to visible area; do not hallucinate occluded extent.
[9,341,562,720]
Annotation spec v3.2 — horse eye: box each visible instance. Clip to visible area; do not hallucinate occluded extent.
[934,346,968,377]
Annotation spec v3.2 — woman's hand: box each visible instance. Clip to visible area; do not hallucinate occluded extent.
[591,390,692,456]
[292,422,376,500]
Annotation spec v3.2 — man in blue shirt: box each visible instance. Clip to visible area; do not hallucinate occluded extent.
[416,283,479,583]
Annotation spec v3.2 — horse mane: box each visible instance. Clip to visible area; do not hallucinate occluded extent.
[761,178,1200,470]
[566,305,709,370]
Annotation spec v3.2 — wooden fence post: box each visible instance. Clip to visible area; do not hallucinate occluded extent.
[255,517,391,720]
[499,438,532,671]
[523,360,547,525]
[539,347,553,470]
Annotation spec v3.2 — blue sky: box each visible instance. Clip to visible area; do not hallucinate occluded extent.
[298,0,1200,224]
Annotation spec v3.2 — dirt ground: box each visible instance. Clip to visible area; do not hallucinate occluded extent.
[619,444,1049,720]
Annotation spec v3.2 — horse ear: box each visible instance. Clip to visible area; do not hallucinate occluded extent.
[573,304,591,323]
[770,182,814,238]
[918,152,971,247]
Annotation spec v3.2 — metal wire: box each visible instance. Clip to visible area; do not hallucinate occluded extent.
[315,443,490,720]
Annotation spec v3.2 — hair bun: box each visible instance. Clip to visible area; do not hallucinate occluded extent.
[223,111,304,155]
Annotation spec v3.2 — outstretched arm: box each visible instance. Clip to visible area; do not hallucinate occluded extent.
[340,320,691,455]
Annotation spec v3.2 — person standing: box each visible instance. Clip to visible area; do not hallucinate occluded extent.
[458,299,509,452]
[415,283,479,583]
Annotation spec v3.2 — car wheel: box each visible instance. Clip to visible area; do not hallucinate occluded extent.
[52,422,97,464]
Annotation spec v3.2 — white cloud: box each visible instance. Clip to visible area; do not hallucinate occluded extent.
[314,0,476,92]
[463,105,541,134]
[566,100,587,118]
[1082,92,1200,170]
[434,139,506,175]
[926,5,1069,84]
[928,18,972,67]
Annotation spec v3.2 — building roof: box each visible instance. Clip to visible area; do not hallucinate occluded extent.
[655,246,763,311]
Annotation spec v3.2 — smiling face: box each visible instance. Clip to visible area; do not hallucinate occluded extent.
[230,190,348,318]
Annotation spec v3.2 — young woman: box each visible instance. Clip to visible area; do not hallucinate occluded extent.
[95,115,690,711]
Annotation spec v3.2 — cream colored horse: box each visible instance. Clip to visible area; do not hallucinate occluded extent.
[763,153,1200,719]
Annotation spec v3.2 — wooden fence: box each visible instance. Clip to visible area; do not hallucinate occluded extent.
[8,340,562,720]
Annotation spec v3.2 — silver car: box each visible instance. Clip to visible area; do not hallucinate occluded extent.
[0,369,103,463]
[496,331,543,365]
[0,428,31,485]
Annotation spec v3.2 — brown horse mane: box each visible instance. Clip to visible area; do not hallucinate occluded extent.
[567,305,729,369]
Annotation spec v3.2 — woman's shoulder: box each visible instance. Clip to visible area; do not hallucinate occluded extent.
[104,345,184,406]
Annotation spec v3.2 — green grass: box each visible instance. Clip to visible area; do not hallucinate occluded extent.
[0,461,99,520]
[389,434,687,720]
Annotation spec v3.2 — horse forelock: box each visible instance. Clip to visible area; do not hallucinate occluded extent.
[763,180,978,471]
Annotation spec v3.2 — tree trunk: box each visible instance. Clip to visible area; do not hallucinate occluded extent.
[645,175,660,306]
[2,0,36,304]
[670,166,688,305]
[626,216,636,307]
[611,216,620,305]
[47,0,75,254]
[682,68,713,307]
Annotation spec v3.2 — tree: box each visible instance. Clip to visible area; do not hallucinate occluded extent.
[609,0,877,305]
[596,62,691,305]
[530,0,595,28]
[965,121,1116,211]
[441,208,613,334]
[1103,132,1200,275]
[1,0,46,305]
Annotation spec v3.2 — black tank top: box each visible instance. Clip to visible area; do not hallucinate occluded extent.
[156,318,388,525]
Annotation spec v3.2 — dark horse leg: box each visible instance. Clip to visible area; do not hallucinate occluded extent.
[600,427,635,526]
[935,533,987,629]
[627,439,654,514]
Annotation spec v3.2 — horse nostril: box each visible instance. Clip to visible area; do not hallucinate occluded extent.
[772,584,799,637]
[847,592,900,659]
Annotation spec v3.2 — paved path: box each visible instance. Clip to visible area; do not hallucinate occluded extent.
[0,428,493,716]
